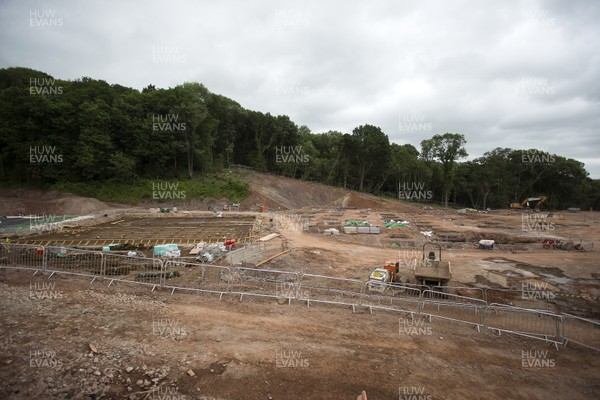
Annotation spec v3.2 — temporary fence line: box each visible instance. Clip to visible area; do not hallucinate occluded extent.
[1,243,599,352]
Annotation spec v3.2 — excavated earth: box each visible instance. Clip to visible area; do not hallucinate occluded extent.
[1,170,599,399]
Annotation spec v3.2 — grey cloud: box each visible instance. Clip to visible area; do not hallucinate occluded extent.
[1,0,598,177]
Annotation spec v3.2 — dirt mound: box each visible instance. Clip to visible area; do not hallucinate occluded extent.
[241,171,347,210]
[240,170,422,212]
[0,189,111,216]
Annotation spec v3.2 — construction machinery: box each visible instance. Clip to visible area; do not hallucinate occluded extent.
[366,259,399,292]
[367,268,392,292]
[367,244,452,291]
[510,196,547,210]
[413,243,452,287]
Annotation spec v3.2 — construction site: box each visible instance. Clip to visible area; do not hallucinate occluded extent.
[1,169,599,400]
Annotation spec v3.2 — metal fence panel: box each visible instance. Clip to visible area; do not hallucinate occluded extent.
[0,243,45,271]
[485,303,563,345]
[362,289,422,313]
[298,274,364,303]
[45,246,103,278]
[562,313,600,351]
[420,290,487,328]
[421,300,486,328]
[162,261,231,294]
[229,266,299,299]
[388,282,422,298]
[423,290,487,306]
[102,253,163,286]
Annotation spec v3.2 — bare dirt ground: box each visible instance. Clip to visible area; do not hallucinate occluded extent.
[1,171,599,399]
[1,269,599,400]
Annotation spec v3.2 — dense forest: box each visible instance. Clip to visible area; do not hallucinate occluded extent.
[1,67,598,210]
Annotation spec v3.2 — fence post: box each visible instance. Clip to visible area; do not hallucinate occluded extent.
[483,303,488,329]
[42,245,47,272]
[100,252,106,278]
[160,259,166,287]
[226,266,232,293]
[556,315,564,346]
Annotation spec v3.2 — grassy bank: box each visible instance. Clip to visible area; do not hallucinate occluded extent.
[51,173,250,204]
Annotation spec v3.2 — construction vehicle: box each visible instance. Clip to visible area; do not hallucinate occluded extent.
[367,244,451,291]
[413,243,452,287]
[366,259,399,292]
[367,268,392,292]
[510,196,547,210]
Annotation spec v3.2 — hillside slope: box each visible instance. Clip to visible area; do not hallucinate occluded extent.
[240,170,421,212]
[0,171,423,215]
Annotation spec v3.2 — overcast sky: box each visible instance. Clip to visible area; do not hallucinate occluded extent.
[2,0,599,177]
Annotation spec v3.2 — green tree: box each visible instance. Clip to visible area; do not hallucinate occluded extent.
[348,124,391,192]
[420,133,468,206]
[171,83,212,178]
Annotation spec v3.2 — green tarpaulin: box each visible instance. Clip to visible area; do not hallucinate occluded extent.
[384,222,408,228]
[344,220,371,227]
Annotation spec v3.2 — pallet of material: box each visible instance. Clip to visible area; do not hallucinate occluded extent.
[342,226,380,234]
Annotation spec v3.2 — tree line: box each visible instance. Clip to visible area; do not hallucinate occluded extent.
[1,67,598,210]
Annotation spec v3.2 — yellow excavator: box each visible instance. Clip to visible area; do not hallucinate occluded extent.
[510,196,547,210]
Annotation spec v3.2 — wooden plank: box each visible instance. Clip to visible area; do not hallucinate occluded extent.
[255,249,291,267]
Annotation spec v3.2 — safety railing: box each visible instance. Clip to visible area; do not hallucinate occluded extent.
[388,282,422,298]
[562,313,600,351]
[362,288,422,314]
[162,261,232,296]
[485,303,564,348]
[102,252,164,288]
[230,266,299,300]
[45,245,105,280]
[421,291,488,331]
[0,243,45,271]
